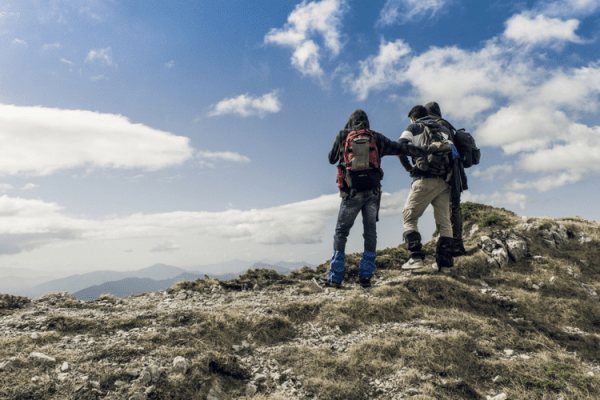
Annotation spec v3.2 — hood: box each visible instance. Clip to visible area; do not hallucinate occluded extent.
[344,109,370,131]
[424,102,442,119]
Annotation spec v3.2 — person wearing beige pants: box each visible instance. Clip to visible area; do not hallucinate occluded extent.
[398,105,456,273]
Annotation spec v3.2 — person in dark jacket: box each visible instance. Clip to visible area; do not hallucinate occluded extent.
[327,109,428,288]
[424,102,468,256]
[398,102,468,256]
[398,105,456,273]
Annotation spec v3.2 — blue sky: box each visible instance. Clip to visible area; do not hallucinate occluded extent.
[1,0,600,276]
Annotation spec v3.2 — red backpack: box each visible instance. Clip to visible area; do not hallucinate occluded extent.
[336,129,383,192]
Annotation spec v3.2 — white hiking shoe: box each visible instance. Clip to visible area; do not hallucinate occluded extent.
[401,258,424,270]
[432,262,451,274]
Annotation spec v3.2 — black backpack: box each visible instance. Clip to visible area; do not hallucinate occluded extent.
[453,129,480,168]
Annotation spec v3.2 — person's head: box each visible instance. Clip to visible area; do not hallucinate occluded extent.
[424,102,442,118]
[346,109,370,130]
[408,105,427,122]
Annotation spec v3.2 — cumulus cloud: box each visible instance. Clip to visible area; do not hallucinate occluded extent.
[376,0,449,26]
[207,90,281,118]
[342,39,411,101]
[264,0,348,78]
[0,104,194,176]
[504,13,583,46]
[85,47,113,66]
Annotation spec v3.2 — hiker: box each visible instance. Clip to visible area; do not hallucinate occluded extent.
[424,102,469,256]
[327,109,429,288]
[398,105,458,273]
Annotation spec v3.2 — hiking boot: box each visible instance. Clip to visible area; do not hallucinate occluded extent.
[432,262,451,274]
[450,239,467,257]
[358,277,371,288]
[324,280,341,289]
[401,258,425,270]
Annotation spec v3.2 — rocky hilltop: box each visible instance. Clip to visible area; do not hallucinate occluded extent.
[1,202,599,400]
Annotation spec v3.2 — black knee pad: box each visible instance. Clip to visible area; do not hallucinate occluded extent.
[403,230,422,252]
[436,237,454,268]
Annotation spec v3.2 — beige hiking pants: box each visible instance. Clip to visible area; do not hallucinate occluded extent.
[402,177,452,238]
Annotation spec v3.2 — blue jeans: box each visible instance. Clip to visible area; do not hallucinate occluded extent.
[333,190,379,253]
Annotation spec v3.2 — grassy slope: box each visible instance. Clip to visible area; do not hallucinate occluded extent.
[1,202,599,400]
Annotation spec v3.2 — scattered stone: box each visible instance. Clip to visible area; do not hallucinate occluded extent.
[135,369,152,385]
[487,393,507,400]
[0,361,14,372]
[550,276,556,285]
[61,361,69,371]
[469,224,479,236]
[533,255,548,264]
[577,233,593,247]
[580,259,590,267]
[29,352,56,365]
[31,332,39,340]
[147,364,163,382]
[503,349,514,356]
[129,393,147,400]
[246,383,258,396]
[173,356,190,375]
[145,385,156,395]
[492,375,502,383]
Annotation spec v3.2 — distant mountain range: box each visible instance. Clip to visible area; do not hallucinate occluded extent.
[3,261,315,299]
[71,262,312,301]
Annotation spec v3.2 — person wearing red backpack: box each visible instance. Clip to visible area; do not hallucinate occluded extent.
[326,109,428,288]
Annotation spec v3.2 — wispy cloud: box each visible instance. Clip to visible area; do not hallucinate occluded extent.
[463,191,530,210]
[20,184,38,190]
[207,90,281,118]
[85,47,113,66]
[0,104,194,176]
[151,240,180,253]
[89,74,107,81]
[42,42,60,51]
[376,0,449,26]
[165,60,175,68]
[197,151,251,169]
[264,0,348,79]
[0,184,14,192]
[12,38,27,46]
[472,164,514,182]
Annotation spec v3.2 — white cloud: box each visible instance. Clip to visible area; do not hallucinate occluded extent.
[539,0,600,17]
[198,151,250,163]
[0,104,194,176]
[42,42,60,51]
[207,90,281,118]
[0,189,413,255]
[85,47,113,66]
[0,184,14,192]
[462,191,530,210]
[504,13,583,46]
[151,240,180,253]
[376,0,449,26]
[12,38,27,46]
[342,39,411,101]
[165,60,175,68]
[472,164,514,181]
[61,58,74,68]
[264,0,348,78]
[20,184,38,190]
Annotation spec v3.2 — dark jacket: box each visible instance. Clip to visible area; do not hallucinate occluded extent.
[398,116,453,180]
[330,110,427,196]
[424,101,468,192]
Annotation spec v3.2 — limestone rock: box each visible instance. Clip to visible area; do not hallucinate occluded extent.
[577,232,593,247]
[29,352,56,365]
[173,356,190,375]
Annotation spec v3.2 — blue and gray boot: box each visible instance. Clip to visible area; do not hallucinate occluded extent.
[327,251,345,286]
[358,251,376,288]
